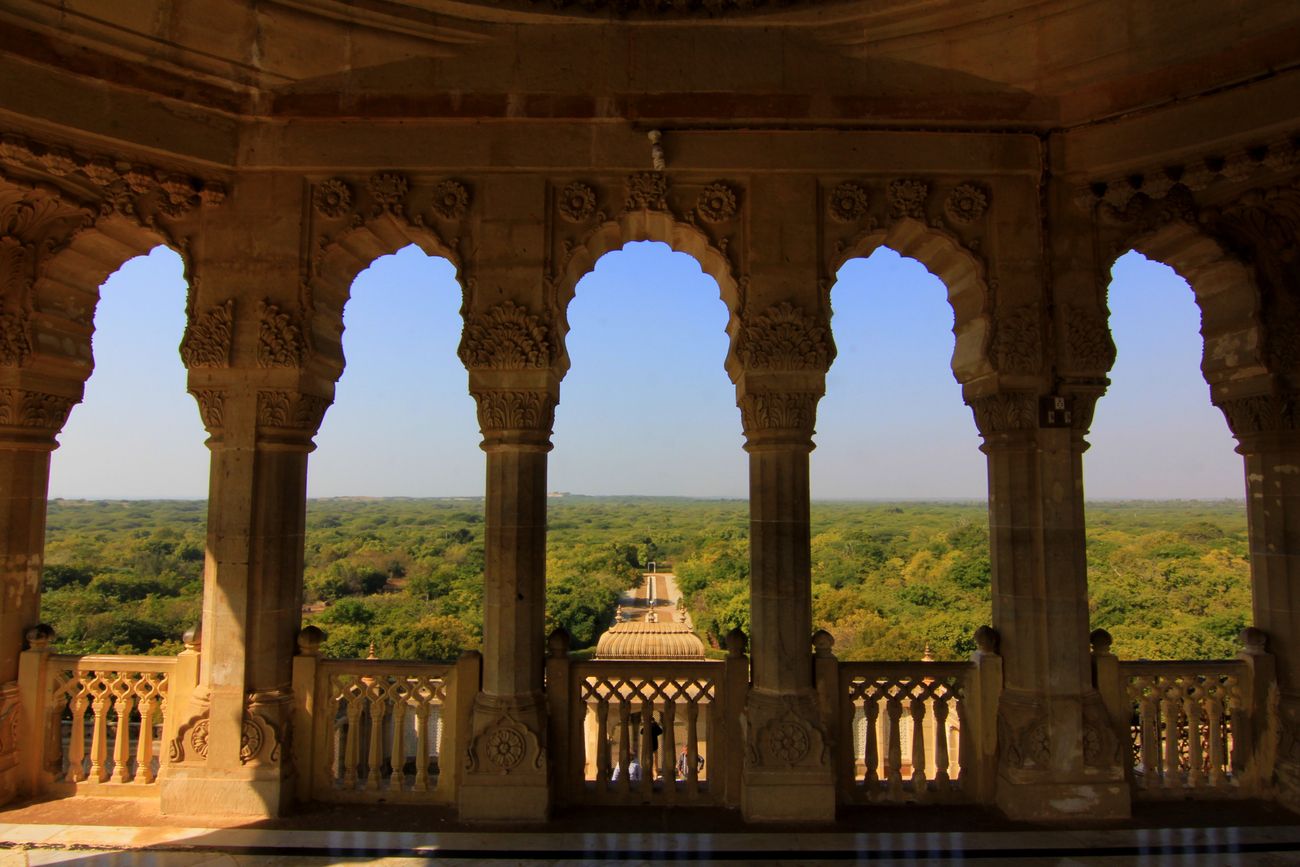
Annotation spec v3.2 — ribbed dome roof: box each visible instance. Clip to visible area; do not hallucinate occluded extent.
[595,620,706,660]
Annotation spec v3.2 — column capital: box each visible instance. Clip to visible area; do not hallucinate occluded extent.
[185,370,333,451]
[0,384,79,451]
[468,368,560,450]
[1216,389,1300,452]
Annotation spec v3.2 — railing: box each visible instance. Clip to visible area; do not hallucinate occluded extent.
[836,661,971,804]
[1092,628,1274,801]
[290,633,479,806]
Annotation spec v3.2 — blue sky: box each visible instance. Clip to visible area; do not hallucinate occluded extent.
[47,242,1243,500]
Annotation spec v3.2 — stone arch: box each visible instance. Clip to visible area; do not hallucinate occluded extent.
[1121,221,1267,389]
[308,212,465,385]
[552,210,741,379]
[828,217,992,386]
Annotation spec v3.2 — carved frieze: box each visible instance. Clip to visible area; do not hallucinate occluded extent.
[179,299,234,369]
[738,391,819,433]
[993,306,1042,375]
[471,389,557,433]
[624,172,669,211]
[1064,305,1117,373]
[0,388,75,431]
[1216,392,1300,438]
[967,392,1036,435]
[256,300,307,368]
[458,301,554,369]
[737,302,832,372]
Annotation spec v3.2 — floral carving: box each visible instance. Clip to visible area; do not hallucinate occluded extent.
[189,389,225,430]
[189,718,210,759]
[0,388,76,430]
[1065,305,1116,372]
[738,302,833,371]
[256,301,306,368]
[257,391,292,428]
[1217,392,1300,438]
[1269,316,1300,373]
[739,392,819,433]
[944,182,989,225]
[485,727,525,770]
[312,178,352,219]
[432,180,470,220]
[472,390,556,433]
[240,718,265,764]
[0,302,30,368]
[458,301,553,369]
[888,178,929,220]
[256,391,330,432]
[968,392,1036,435]
[81,159,118,187]
[368,173,409,214]
[766,720,811,764]
[558,182,597,223]
[157,174,199,218]
[180,300,234,369]
[994,306,1041,375]
[696,183,738,223]
[828,182,869,223]
[625,172,668,211]
[39,148,77,177]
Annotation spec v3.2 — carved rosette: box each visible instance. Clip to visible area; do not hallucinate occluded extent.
[624,172,669,211]
[0,388,76,432]
[169,711,210,763]
[1064,305,1116,373]
[179,299,234,369]
[256,390,331,434]
[431,180,470,220]
[256,301,307,368]
[1081,697,1122,769]
[465,713,544,776]
[458,301,554,369]
[737,302,833,372]
[887,178,929,220]
[967,392,1036,436]
[944,182,989,225]
[695,182,738,223]
[993,306,1042,375]
[557,182,598,223]
[998,699,1050,773]
[471,390,557,434]
[827,182,869,223]
[742,693,828,772]
[312,178,352,219]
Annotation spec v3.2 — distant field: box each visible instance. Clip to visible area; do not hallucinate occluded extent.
[39,497,1250,662]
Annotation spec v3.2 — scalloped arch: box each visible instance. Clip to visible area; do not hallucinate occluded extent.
[1122,221,1267,389]
[553,210,742,380]
[829,217,992,386]
[309,212,465,383]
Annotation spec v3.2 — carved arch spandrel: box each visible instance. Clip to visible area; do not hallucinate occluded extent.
[551,210,744,381]
[828,217,994,387]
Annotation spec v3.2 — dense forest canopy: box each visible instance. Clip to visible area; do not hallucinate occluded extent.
[39,497,1251,662]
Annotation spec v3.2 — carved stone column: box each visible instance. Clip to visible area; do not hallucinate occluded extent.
[457,301,559,821]
[0,386,75,802]
[733,302,835,822]
[972,390,1129,820]
[1218,391,1300,807]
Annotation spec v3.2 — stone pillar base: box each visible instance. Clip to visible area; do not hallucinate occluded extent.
[995,777,1130,821]
[458,692,549,823]
[739,689,835,823]
[160,769,292,818]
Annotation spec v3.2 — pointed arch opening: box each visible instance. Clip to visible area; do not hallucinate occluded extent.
[304,243,483,662]
[43,244,208,656]
[812,246,988,663]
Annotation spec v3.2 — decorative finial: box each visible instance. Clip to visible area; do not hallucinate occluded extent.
[366,642,377,660]
[648,130,665,171]
[922,643,934,662]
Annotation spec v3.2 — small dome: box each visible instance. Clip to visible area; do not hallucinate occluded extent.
[595,620,706,660]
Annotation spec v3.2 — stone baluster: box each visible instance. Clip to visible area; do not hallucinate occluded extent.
[969,389,1128,819]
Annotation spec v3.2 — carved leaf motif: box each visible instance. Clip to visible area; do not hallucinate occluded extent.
[458,301,553,369]
[0,389,76,430]
[968,392,1036,435]
[472,390,556,433]
[256,301,306,368]
[188,389,225,430]
[1269,316,1300,373]
[257,390,292,428]
[368,173,409,214]
[738,302,832,371]
[1217,393,1300,438]
[157,174,199,218]
[994,306,1041,375]
[1065,305,1116,372]
[625,172,668,211]
[739,392,818,433]
[180,300,234,369]
[887,178,929,220]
